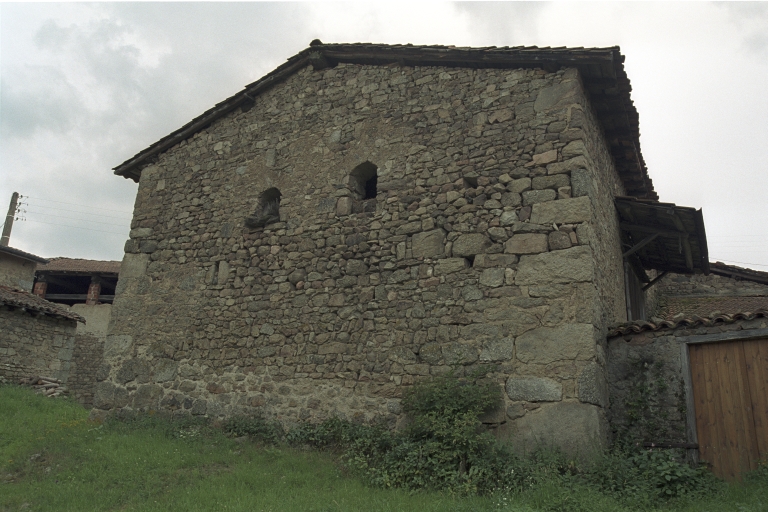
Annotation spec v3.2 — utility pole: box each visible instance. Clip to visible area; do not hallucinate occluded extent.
[1,192,19,247]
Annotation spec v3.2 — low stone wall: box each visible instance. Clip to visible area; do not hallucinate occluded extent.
[607,316,768,445]
[658,272,768,298]
[65,333,104,407]
[0,308,78,382]
[66,304,110,407]
[0,304,108,407]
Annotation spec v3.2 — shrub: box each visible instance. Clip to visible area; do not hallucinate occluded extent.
[293,371,512,495]
[585,448,715,505]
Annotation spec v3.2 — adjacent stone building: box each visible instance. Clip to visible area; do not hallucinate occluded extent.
[607,264,768,478]
[98,43,711,454]
[0,248,113,406]
[0,245,87,389]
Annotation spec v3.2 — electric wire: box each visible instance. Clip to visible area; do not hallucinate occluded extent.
[22,196,132,214]
[22,219,128,236]
[23,209,130,228]
[22,203,132,221]
[710,258,768,269]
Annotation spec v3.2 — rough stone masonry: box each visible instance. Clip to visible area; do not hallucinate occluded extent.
[99,45,634,455]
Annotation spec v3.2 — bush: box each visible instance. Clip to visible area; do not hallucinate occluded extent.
[282,372,717,503]
[290,371,513,495]
[585,448,715,505]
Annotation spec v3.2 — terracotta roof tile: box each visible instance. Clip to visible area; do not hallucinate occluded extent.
[0,285,85,322]
[608,310,768,338]
[36,258,121,274]
[709,261,768,285]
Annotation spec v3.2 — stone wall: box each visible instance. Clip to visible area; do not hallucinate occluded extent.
[65,304,110,407]
[0,303,108,407]
[658,271,768,298]
[0,253,36,291]
[102,62,629,453]
[607,316,768,444]
[0,307,78,382]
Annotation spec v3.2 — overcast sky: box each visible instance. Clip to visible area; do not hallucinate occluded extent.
[1,2,767,270]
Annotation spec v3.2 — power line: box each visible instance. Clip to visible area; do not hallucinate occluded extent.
[22,219,128,236]
[711,257,768,269]
[22,195,133,214]
[23,203,132,221]
[708,235,767,238]
[24,209,130,228]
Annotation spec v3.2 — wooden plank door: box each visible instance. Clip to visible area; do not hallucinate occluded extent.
[689,338,768,480]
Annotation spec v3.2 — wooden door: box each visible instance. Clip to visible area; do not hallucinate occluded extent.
[689,338,768,480]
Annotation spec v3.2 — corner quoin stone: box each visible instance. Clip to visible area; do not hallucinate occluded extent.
[119,253,149,278]
[506,402,608,457]
[530,196,592,225]
[534,80,580,112]
[515,245,594,286]
[578,361,608,407]
[515,323,597,365]
[506,377,562,402]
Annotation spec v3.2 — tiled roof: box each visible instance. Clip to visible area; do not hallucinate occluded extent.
[36,257,121,274]
[114,42,656,199]
[0,245,48,264]
[0,285,85,322]
[608,310,768,337]
[658,296,768,321]
[710,261,768,285]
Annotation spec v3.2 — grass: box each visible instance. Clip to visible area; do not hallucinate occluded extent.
[1,385,767,512]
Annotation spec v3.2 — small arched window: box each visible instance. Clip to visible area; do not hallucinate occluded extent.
[245,187,281,228]
[349,162,378,200]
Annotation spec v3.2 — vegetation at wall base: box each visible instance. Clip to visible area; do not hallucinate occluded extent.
[2,382,767,511]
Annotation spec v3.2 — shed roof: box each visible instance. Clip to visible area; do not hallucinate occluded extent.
[0,285,85,323]
[616,196,709,277]
[709,261,768,285]
[0,245,49,264]
[36,258,121,275]
[113,41,656,199]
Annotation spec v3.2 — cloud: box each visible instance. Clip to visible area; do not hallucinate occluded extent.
[455,2,546,45]
[1,2,767,267]
[0,66,83,138]
[0,3,316,259]
[718,2,768,55]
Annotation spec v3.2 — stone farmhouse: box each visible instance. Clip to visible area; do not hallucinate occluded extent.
[98,42,723,455]
[0,245,91,399]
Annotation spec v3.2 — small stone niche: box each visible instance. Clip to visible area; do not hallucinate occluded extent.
[349,161,378,213]
[245,187,281,228]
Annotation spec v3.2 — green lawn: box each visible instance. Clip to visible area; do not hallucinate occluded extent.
[1,385,766,512]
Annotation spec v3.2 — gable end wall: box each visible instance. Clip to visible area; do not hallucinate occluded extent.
[102,63,627,454]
